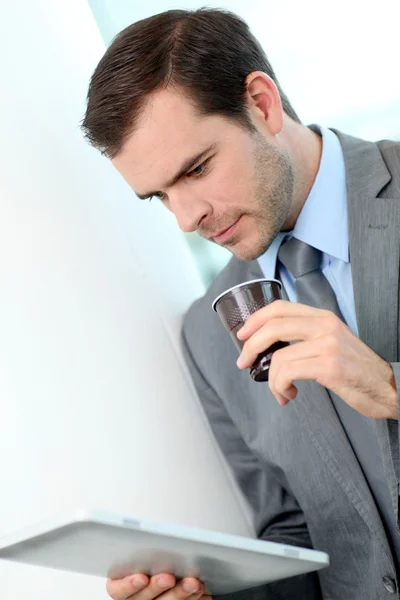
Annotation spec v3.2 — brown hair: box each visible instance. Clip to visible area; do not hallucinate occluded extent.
[81,8,300,159]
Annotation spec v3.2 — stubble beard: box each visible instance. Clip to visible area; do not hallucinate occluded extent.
[231,135,294,262]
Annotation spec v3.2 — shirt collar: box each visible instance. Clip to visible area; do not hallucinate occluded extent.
[258,126,349,280]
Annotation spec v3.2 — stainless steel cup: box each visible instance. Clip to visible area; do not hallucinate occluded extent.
[212,278,288,382]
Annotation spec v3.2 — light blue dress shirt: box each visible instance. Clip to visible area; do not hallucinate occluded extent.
[257,126,359,336]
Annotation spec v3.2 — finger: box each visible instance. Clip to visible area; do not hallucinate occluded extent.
[266,383,294,406]
[133,574,177,600]
[237,300,330,340]
[188,594,212,600]
[140,578,204,600]
[139,576,203,600]
[106,573,150,600]
[174,578,204,598]
[272,338,323,365]
[237,318,328,368]
[185,594,210,600]
[269,356,329,402]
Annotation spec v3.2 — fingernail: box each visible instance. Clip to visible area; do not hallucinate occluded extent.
[236,356,244,368]
[157,575,172,589]
[183,581,199,594]
[132,575,147,590]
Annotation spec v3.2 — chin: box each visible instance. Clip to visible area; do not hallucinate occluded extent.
[229,243,265,262]
[226,223,276,261]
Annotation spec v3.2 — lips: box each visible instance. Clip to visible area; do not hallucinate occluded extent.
[214,224,233,238]
[212,217,241,244]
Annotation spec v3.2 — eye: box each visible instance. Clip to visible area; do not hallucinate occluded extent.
[187,160,209,178]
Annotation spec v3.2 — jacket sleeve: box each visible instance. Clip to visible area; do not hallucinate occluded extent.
[181,328,322,600]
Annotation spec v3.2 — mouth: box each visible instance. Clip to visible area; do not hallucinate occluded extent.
[212,217,242,245]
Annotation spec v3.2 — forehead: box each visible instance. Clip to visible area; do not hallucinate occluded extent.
[112,88,222,191]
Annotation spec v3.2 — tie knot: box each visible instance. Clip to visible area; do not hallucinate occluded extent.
[278,237,321,279]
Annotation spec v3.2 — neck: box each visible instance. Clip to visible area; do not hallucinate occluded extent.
[281,121,323,231]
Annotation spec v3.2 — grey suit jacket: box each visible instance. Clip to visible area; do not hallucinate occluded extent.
[182,130,400,600]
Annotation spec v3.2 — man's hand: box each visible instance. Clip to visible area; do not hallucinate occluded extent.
[106,573,211,600]
[236,300,398,420]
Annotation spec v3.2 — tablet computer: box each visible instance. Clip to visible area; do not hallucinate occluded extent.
[0,509,329,594]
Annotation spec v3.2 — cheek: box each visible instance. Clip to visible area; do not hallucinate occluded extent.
[206,159,253,208]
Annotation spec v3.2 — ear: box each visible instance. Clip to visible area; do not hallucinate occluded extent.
[244,71,284,135]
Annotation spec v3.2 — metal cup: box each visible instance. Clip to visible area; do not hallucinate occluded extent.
[212,278,288,382]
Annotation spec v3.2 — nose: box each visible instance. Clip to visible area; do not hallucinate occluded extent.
[168,190,212,233]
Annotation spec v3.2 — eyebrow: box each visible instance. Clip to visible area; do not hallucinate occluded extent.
[135,143,217,200]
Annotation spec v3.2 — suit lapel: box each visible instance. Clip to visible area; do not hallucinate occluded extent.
[334,130,400,363]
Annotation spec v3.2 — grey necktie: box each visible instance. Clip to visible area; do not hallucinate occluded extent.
[277,236,400,566]
[277,237,344,319]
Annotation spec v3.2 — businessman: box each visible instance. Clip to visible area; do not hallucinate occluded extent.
[81,7,400,599]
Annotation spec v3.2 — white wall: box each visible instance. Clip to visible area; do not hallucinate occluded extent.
[0,1,253,598]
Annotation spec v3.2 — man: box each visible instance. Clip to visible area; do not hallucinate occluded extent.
[81,7,400,599]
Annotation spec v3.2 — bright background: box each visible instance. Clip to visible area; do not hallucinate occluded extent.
[88,0,400,285]
[0,1,253,597]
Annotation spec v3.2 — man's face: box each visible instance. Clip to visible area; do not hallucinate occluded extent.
[112,88,294,261]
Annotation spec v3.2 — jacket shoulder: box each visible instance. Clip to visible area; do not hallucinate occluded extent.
[184,256,242,334]
[182,256,253,369]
